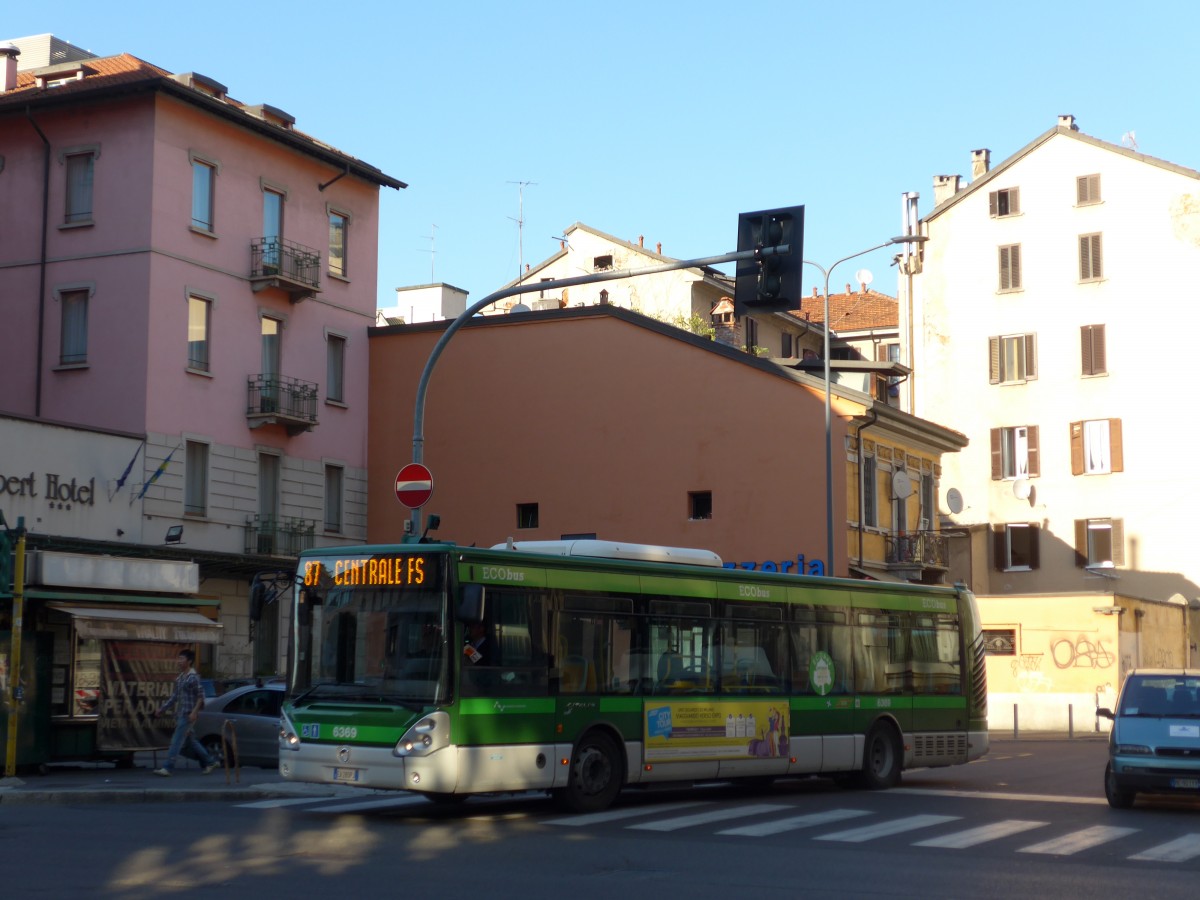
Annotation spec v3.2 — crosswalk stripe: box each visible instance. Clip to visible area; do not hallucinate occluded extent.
[629,803,792,832]
[1018,825,1138,856]
[718,808,871,837]
[817,814,960,843]
[892,787,1106,807]
[914,819,1048,848]
[1128,834,1200,863]
[543,801,707,827]
[238,796,344,809]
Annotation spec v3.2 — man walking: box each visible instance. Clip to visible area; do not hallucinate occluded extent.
[154,648,218,776]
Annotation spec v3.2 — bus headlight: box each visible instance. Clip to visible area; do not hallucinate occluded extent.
[394,711,449,758]
[279,713,301,752]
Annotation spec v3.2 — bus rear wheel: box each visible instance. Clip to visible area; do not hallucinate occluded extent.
[560,731,623,813]
[860,722,902,790]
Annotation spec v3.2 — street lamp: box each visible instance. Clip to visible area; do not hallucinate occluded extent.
[804,234,927,576]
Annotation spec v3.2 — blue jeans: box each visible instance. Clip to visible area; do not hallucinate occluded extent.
[165,717,213,771]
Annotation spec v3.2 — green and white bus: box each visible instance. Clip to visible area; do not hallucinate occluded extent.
[274,539,988,812]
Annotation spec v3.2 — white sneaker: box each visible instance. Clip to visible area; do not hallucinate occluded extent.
[153,768,171,777]
[202,763,218,775]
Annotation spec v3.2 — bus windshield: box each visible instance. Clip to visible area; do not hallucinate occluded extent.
[290,552,449,707]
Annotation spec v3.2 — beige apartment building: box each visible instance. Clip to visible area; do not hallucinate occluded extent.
[907,115,1200,729]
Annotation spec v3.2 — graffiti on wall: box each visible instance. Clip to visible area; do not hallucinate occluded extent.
[1050,635,1114,669]
[1010,653,1051,691]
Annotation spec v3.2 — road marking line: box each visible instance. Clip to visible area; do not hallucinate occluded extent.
[817,814,960,843]
[1128,834,1200,863]
[543,802,707,826]
[893,787,1107,806]
[1018,825,1138,855]
[238,797,339,809]
[914,819,1049,848]
[718,808,871,837]
[629,803,792,832]
[303,796,431,813]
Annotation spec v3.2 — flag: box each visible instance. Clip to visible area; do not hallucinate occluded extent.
[112,440,145,496]
[134,445,179,502]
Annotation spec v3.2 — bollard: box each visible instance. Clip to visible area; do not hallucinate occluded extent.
[221,719,240,784]
[1013,703,1019,740]
[1068,703,1074,739]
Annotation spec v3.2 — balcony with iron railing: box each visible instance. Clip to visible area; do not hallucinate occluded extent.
[885,530,950,574]
[244,515,316,557]
[250,237,321,301]
[246,374,319,435]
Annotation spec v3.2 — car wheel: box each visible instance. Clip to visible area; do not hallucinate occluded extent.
[558,731,623,813]
[859,722,902,790]
[1104,762,1134,809]
[202,734,236,769]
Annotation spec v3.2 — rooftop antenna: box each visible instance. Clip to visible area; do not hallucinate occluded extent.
[508,180,537,282]
[1121,130,1138,151]
[417,224,437,282]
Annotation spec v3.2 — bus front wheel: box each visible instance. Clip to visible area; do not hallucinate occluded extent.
[560,731,623,813]
[860,722,902,790]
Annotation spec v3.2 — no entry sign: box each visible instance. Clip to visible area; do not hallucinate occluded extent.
[395,463,433,509]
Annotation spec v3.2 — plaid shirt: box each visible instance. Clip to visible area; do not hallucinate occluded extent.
[161,668,204,719]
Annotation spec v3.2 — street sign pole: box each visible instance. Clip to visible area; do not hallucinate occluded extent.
[4,519,26,779]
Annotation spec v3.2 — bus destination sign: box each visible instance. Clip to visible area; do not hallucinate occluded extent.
[303,554,437,589]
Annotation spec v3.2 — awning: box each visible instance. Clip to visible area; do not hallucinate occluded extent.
[849,566,917,584]
[48,605,223,644]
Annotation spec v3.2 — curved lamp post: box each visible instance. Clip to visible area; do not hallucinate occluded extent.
[804,234,927,576]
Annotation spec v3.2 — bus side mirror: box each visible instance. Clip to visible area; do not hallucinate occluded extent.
[458,583,484,624]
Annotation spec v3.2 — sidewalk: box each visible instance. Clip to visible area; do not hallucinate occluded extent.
[0,752,375,806]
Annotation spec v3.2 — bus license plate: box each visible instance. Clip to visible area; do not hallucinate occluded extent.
[1171,777,1200,789]
[333,767,361,783]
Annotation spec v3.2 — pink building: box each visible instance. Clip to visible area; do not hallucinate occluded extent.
[0,37,403,743]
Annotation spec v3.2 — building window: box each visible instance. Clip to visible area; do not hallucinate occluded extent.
[184,440,209,517]
[989,334,1037,384]
[258,452,280,529]
[59,289,89,365]
[328,211,348,277]
[1070,419,1123,475]
[1075,518,1124,568]
[998,244,1022,291]
[326,334,346,403]
[593,255,613,271]
[262,188,284,272]
[187,296,211,371]
[1081,324,1106,376]
[324,464,344,533]
[745,317,758,351]
[993,523,1039,571]
[919,473,935,530]
[1077,174,1101,205]
[990,426,1039,479]
[191,159,215,231]
[64,151,95,224]
[689,491,712,520]
[1079,233,1103,281]
[781,332,794,358]
[981,628,1017,656]
[862,455,878,529]
[517,503,539,529]
[988,188,1020,217]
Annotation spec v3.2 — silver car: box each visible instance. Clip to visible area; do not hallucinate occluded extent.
[193,682,285,768]
[1098,669,1200,808]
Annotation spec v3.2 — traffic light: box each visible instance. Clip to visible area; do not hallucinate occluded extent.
[734,205,804,317]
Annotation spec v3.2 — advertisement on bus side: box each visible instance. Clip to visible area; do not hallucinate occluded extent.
[644,700,789,761]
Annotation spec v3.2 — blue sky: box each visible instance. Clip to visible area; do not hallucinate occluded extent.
[8,2,1195,309]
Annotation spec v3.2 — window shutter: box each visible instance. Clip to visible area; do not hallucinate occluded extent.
[1080,326,1093,375]
[1079,235,1091,280]
[999,245,1022,290]
[1077,176,1089,204]
[1010,188,1020,215]
[993,525,1006,571]
[990,428,1003,479]
[988,336,1000,383]
[1069,421,1084,475]
[1028,524,1041,569]
[1027,425,1040,476]
[1090,234,1102,278]
[1023,333,1037,380]
[1077,174,1101,204]
[1092,325,1107,373]
[989,191,998,216]
[999,247,1010,290]
[1010,245,1021,288]
[1112,518,1125,566]
[1109,418,1123,472]
[1074,519,1087,567]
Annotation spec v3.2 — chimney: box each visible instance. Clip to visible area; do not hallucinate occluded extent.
[638,235,644,247]
[932,174,961,206]
[845,283,852,295]
[656,242,662,254]
[1,43,19,93]
[971,149,990,179]
[1058,114,1078,131]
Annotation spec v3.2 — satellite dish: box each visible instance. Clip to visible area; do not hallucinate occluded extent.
[509,302,531,314]
[854,268,874,288]
[891,470,913,499]
[1012,478,1031,500]
[943,487,964,515]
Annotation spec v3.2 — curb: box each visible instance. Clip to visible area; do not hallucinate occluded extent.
[0,784,349,806]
